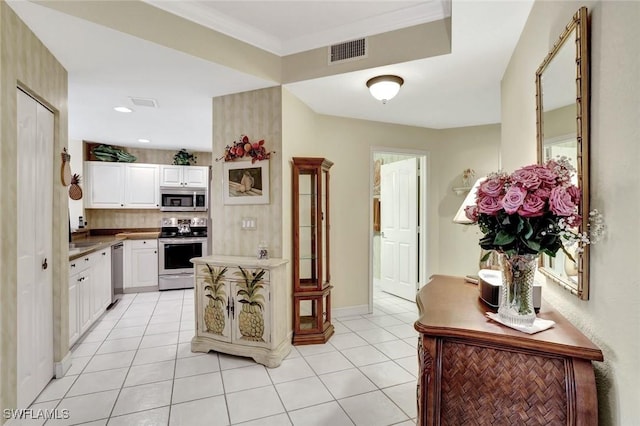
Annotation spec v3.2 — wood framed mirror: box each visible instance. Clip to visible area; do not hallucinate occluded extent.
[536,7,590,299]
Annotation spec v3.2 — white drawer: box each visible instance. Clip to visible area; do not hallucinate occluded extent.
[69,254,94,273]
[127,239,157,249]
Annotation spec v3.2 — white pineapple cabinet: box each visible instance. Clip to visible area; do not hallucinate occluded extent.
[124,239,158,291]
[160,165,209,188]
[191,256,290,368]
[68,247,112,347]
[85,161,159,209]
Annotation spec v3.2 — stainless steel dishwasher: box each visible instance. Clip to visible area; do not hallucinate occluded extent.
[110,242,124,307]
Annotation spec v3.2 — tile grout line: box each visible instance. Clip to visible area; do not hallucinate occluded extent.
[40,289,419,425]
[166,289,186,426]
[106,291,163,421]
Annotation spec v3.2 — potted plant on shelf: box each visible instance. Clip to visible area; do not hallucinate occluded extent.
[173,149,197,165]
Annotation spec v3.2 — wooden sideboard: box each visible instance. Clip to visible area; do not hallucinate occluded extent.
[414,275,603,425]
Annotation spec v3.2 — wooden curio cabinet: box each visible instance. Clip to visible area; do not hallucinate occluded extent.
[292,157,334,345]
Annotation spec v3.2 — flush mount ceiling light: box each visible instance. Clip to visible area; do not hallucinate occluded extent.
[137,138,150,143]
[113,106,133,113]
[366,75,404,104]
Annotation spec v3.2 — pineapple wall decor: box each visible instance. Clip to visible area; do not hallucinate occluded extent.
[203,265,227,335]
[68,173,83,200]
[235,266,266,342]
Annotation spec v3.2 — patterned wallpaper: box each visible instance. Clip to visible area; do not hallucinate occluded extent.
[211,87,283,258]
[0,3,69,415]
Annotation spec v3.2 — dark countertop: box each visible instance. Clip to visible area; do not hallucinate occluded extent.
[68,231,159,261]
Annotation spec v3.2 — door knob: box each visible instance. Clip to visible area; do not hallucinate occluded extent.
[381,231,385,238]
[42,258,48,270]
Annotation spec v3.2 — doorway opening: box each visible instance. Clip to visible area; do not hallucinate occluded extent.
[369,148,429,312]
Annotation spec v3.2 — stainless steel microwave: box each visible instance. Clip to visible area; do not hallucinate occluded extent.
[160,187,207,211]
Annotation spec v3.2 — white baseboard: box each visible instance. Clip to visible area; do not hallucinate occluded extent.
[54,352,72,378]
[332,304,369,318]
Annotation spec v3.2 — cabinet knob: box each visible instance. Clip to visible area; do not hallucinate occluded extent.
[102,252,106,256]
[154,250,157,254]
[143,241,147,244]
[121,204,124,207]
[42,258,48,270]
[71,263,76,268]
[85,257,90,261]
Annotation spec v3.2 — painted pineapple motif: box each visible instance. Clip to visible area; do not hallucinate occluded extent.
[203,264,227,335]
[235,266,266,342]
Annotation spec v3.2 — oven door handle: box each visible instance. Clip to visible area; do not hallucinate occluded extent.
[158,237,207,244]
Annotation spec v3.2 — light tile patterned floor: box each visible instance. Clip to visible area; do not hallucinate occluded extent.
[29,287,419,425]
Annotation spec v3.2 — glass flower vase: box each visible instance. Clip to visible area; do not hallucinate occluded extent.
[498,253,538,327]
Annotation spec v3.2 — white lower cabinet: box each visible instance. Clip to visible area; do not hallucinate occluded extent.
[124,239,158,290]
[69,247,112,347]
[191,256,290,368]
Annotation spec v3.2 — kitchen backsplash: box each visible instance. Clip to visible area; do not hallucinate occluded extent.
[85,209,207,230]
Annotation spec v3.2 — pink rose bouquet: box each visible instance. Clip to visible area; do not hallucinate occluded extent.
[465,158,585,257]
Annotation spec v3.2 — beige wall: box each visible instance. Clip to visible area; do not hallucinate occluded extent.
[278,106,501,309]
[436,125,501,275]
[282,19,451,83]
[0,2,68,417]
[211,87,283,258]
[281,88,320,326]
[543,103,577,140]
[501,1,640,424]
[218,88,500,308]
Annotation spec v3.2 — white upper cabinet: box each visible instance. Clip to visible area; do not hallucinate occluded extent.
[86,162,125,208]
[160,165,182,187]
[124,163,160,208]
[85,161,160,209]
[183,166,208,187]
[160,165,208,188]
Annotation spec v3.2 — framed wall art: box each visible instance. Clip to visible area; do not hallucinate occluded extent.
[223,160,270,205]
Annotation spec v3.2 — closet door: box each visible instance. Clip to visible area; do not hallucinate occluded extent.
[17,89,54,408]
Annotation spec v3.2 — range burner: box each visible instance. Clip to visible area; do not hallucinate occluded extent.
[160,217,208,239]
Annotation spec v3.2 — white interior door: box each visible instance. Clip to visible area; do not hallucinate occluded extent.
[380,158,418,301]
[17,89,54,408]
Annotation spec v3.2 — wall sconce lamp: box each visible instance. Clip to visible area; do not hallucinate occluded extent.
[453,177,485,224]
[366,75,404,104]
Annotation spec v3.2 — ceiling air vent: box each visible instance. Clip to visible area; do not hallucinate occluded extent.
[129,97,158,108]
[329,38,367,65]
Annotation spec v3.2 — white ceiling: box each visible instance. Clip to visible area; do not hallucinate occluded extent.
[144,0,451,56]
[7,0,533,152]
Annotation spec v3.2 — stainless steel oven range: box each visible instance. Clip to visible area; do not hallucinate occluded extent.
[158,217,208,290]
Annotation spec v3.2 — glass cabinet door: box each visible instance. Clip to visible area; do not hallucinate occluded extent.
[292,157,334,345]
